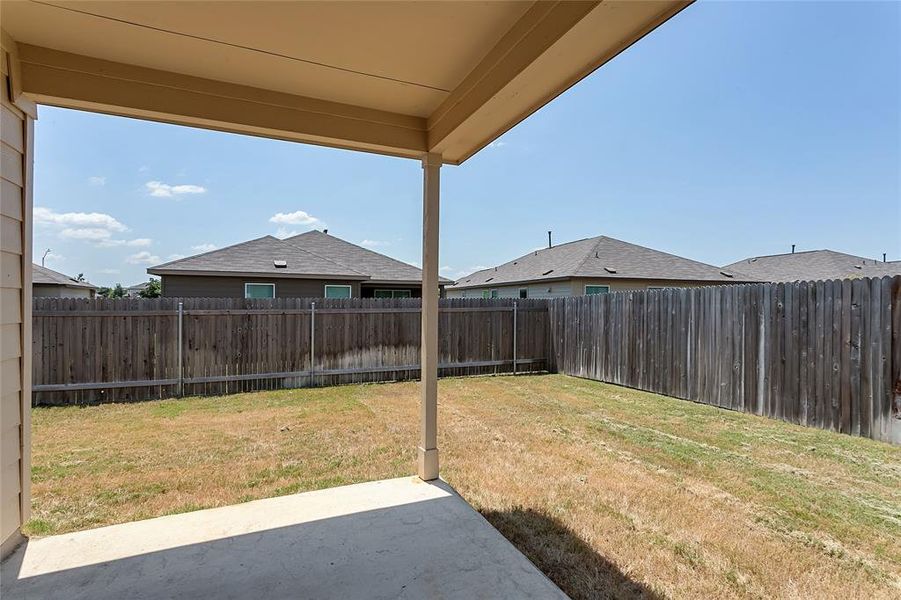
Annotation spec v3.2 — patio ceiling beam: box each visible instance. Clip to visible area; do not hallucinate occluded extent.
[16,44,429,160]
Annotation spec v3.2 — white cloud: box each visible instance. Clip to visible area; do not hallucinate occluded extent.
[440,265,454,273]
[126,251,161,265]
[167,253,186,261]
[145,180,207,198]
[269,210,321,226]
[360,239,389,248]
[97,237,153,248]
[35,207,127,231]
[60,227,113,241]
[191,243,217,253]
[488,140,507,149]
[99,268,120,275]
[88,176,106,186]
[138,165,150,173]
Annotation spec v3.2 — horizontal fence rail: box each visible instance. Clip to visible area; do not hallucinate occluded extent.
[548,276,900,444]
[32,297,550,405]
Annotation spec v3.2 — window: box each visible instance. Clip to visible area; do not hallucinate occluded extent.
[245,283,275,299]
[325,285,352,299]
[490,289,499,299]
[584,285,610,296]
[519,288,528,299]
[374,289,411,298]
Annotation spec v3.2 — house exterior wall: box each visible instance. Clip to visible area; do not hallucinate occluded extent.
[32,284,94,299]
[161,275,363,298]
[447,280,574,299]
[0,41,34,558]
[447,277,741,299]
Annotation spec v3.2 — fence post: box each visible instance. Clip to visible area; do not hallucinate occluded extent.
[310,301,316,388]
[177,301,184,397]
[513,301,518,375]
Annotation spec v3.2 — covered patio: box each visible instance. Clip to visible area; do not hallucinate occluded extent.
[0,1,689,596]
[2,477,566,599]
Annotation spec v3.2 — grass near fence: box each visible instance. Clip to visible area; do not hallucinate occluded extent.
[28,375,900,599]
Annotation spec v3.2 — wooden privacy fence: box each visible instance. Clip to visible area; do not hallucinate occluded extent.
[32,297,550,405]
[548,276,900,443]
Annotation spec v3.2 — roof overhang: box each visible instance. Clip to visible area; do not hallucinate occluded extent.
[147,269,371,281]
[364,279,453,287]
[1,0,690,163]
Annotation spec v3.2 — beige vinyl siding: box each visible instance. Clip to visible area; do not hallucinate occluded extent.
[447,280,574,299]
[0,45,33,557]
[162,275,362,298]
[569,277,740,293]
[448,277,744,299]
[32,284,94,299]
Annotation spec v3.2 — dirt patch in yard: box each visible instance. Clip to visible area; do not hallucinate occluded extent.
[28,375,901,599]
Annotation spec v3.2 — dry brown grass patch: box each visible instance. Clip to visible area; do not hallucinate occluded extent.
[29,375,901,599]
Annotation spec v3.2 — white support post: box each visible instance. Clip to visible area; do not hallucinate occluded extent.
[418,152,441,481]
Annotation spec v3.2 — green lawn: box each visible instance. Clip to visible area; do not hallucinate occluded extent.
[29,375,901,599]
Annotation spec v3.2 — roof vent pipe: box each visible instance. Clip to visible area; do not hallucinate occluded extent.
[548,231,552,248]
[791,244,795,254]
[883,253,887,263]
[323,229,328,234]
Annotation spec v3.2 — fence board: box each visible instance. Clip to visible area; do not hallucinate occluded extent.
[33,296,551,406]
[548,277,899,443]
[32,277,899,443]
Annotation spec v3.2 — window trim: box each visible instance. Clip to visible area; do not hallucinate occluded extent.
[584,284,610,296]
[519,288,528,299]
[324,284,353,299]
[374,289,412,299]
[244,282,275,299]
[490,289,499,299]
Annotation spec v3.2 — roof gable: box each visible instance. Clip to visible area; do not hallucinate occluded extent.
[148,236,367,279]
[722,250,893,282]
[452,235,752,289]
[32,264,98,289]
[286,231,453,283]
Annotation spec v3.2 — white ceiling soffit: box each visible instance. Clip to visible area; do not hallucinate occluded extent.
[1,0,691,163]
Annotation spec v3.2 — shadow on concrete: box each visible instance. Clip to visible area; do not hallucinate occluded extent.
[2,480,567,600]
[482,507,664,600]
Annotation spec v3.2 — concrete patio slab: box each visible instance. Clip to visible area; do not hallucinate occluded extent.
[1,477,567,599]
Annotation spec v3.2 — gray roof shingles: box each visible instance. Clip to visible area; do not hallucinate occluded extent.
[452,236,754,289]
[32,264,98,289]
[148,232,452,284]
[722,250,900,283]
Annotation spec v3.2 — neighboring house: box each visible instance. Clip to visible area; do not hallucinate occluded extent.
[125,282,150,298]
[147,230,452,299]
[723,250,901,283]
[448,236,754,299]
[32,264,98,298]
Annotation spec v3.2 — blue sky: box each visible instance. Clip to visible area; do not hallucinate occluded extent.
[33,1,900,287]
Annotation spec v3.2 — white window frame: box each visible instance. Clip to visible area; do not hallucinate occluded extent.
[584,284,610,296]
[490,289,499,299]
[324,284,353,299]
[244,282,275,299]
